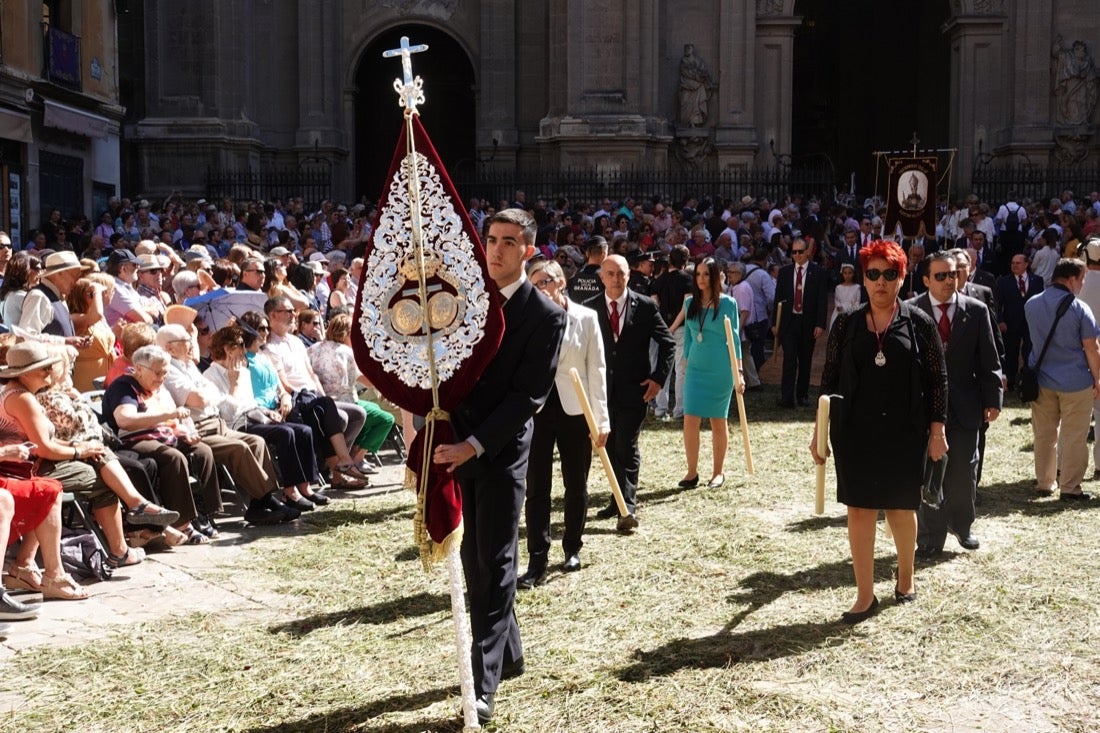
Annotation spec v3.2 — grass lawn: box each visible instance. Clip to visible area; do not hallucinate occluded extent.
[3,386,1099,732]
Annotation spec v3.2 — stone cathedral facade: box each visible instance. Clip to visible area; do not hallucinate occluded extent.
[117,0,1100,203]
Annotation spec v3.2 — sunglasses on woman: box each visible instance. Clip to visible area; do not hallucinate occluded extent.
[864,268,900,282]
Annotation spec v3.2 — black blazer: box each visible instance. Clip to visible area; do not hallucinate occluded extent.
[774,261,828,335]
[587,289,675,409]
[961,281,1005,367]
[453,279,567,465]
[995,273,1044,333]
[911,292,1003,430]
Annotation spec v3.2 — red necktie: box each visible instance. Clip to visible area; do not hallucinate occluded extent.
[794,266,804,312]
[1018,275,1026,298]
[937,303,951,345]
[610,299,620,341]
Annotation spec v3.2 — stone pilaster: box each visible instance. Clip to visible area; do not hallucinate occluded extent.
[478,0,518,167]
[747,13,800,170]
[944,14,1007,190]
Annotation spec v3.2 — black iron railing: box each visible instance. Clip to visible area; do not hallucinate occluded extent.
[204,167,331,210]
[971,161,1100,205]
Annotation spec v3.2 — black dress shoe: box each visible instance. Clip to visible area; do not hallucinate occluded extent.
[954,533,980,550]
[594,505,618,520]
[1060,491,1092,502]
[894,587,917,604]
[517,567,547,590]
[475,693,494,725]
[562,554,581,572]
[616,513,639,533]
[501,656,525,681]
[677,475,700,489]
[840,595,879,624]
[915,545,942,559]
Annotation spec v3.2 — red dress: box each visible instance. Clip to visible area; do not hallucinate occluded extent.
[3,475,63,545]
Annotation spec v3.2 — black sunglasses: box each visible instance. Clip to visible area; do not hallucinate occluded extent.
[865,268,900,282]
[931,271,958,282]
[790,248,807,254]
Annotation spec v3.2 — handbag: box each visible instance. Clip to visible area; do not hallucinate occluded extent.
[0,459,39,480]
[1019,293,1075,403]
[921,450,948,509]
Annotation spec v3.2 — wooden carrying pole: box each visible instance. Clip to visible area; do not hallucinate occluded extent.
[569,368,629,517]
[773,301,784,355]
[814,395,830,515]
[723,316,754,475]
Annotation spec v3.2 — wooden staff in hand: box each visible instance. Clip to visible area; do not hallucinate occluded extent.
[772,300,785,355]
[723,316,754,475]
[569,368,629,518]
[811,395,830,514]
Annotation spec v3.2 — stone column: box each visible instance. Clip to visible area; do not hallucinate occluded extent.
[536,0,670,170]
[479,0,519,167]
[998,0,1054,161]
[713,0,762,170]
[750,12,800,170]
[944,14,1006,192]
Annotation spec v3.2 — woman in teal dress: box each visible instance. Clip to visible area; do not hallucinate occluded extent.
[672,258,743,489]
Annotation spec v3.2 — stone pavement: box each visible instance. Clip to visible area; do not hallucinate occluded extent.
[0,461,411,660]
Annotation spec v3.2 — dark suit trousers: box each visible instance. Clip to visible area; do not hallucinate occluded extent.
[1003,327,1032,388]
[526,388,592,564]
[780,314,816,402]
[606,401,646,514]
[918,425,979,548]
[459,446,528,698]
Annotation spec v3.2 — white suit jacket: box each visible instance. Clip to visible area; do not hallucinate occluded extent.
[555,300,610,433]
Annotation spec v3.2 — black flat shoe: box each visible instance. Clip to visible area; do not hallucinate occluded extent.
[284,495,315,512]
[841,595,880,624]
[1060,491,1092,502]
[678,475,700,489]
[894,587,917,604]
[303,491,330,506]
[594,505,618,520]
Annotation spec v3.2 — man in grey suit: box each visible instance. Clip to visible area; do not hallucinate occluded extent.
[911,251,1003,557]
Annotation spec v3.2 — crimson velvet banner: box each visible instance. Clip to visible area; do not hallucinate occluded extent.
[351,114,504,562]
[884,156,938,239]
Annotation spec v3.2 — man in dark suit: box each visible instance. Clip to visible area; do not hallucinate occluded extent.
[900,241,928,300]
[911,252,1003,557]
[587,254,675,530]
[996,253,1044,390]
[773,238,828,407]
[433,208,566,725]
[968,230,999,278]
[834,228,863,283]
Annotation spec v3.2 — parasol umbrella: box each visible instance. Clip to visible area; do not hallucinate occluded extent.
[184,288,270,332]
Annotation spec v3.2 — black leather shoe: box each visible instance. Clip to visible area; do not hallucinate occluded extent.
[677,475,700,489]
[1060,491,1092,502]
[517,567,547,590]
[840,595,879,624]
[475,693,494,725]
[616,513,639,533]
[501,656,525,681]
[894,587,917,604]
[915,545,942,559]
[954,533,980,550]
[562,554,581,572]
[594,505,618,520]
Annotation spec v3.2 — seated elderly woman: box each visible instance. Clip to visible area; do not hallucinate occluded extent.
[0,443,88,611]
[156,323,303,521]
[0,341,144,571]
[102,344,222,544]
[203,325,326,510]
[308,313,395,469]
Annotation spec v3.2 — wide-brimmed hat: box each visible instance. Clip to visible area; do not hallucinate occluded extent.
[136,254,166,271]
[43,250,90,274]
[0,341,61,378]
[269,246,290,257]
[165,304,198,329]
[304,261,325,275]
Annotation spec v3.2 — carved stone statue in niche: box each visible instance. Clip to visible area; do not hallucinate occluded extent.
[673,134,714,171]
[678,44,717,127]
[1051,35,1099,127]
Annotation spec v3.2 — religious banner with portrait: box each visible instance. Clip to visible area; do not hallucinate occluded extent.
[884,156,937,239]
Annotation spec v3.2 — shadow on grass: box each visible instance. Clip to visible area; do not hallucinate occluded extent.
[269,591,450,636]
[616,619,847,681]
[973,480,1100,519]
[243,685,461,733]
[785,514,848,532]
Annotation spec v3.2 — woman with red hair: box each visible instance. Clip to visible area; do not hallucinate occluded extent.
[811,239,948,623]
